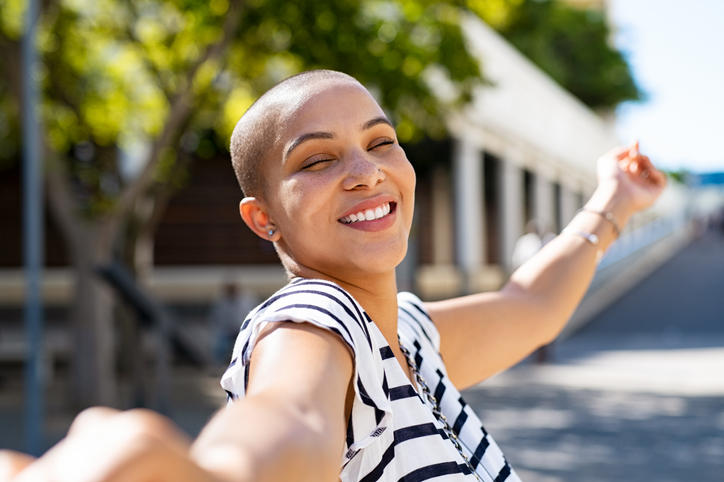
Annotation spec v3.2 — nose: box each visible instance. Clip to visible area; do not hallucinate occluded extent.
[341,149,385,190]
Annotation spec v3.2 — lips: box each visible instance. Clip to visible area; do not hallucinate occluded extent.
[337,196,398,231]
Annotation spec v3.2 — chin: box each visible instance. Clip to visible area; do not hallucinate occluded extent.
[355,241,409,274]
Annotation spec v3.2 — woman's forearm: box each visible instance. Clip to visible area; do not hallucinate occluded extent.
[504,181,634,341]
[190,394,342,482]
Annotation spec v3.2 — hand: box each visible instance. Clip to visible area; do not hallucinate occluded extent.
[3,407,223,482]
[0,451,34,480]
[595,141,668,214]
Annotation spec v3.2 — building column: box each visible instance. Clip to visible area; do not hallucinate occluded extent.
[559,184,579,228]
[453,138,484,290]
[499,159,524,273]
[431,165,454,265]
[533,171,555,235]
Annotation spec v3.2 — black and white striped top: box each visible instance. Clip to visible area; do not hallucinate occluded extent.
[221,278,520,482]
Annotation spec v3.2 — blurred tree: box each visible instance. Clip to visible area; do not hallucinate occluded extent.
[466,0,643,109]
[0,0,481,407]
[0,0,641,408]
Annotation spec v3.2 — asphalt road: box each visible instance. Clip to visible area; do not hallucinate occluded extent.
[464,229,724,481]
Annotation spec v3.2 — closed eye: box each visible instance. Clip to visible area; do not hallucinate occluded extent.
[369,139,395,150]
[301,158,334,171]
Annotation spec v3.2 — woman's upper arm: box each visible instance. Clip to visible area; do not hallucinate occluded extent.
[424,288,549,389]
[247,321,355,424]
[193,321,354,482]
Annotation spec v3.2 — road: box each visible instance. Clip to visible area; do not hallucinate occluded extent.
[463,229,724,481]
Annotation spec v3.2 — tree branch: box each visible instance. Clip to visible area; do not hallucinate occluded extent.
[45,146,84,249]
[122,1,173,102]
[111,0,245,224]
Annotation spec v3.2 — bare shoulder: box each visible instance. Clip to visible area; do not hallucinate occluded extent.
[248,321,355,415]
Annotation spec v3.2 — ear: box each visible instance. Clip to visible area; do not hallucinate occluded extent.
[240,197,279,242]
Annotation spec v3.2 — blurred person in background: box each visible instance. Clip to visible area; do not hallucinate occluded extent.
[209,281,258,365]
[0,70,666,482]
[511,220,544,270]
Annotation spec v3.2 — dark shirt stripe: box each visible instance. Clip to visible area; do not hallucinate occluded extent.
[407,299,434,324]
[360,424,450,482]
[379,345,395,359]
[346,413,355,451]
[469,437,490,469]
[394,423,441,444]
[397,462,467,482]
[388,384,418,401]
[433,369,446,402]
[357,377,378,408]
[240,309,347,391]
[360,439,395,482]
[273,303,353,348]
[452,408,468,436]
[292,280,373,345]
[268,289,372,349]
[400,306,435,346]
[495,462,512,482]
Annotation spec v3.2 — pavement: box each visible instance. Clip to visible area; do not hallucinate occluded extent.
[2,229,723,481]
[463,228,724,481]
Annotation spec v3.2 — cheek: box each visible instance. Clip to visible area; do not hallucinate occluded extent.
[278,178,333,228]
[394,156,416,222]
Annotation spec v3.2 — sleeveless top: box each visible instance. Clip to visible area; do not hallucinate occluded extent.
[221,278,521,482]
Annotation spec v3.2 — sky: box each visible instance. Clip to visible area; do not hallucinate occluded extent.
[609,0,724,173]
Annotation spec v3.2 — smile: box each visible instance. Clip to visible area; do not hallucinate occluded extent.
[339,202,393,224]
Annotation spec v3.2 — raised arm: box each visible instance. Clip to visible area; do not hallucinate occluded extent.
[427,143,667,389]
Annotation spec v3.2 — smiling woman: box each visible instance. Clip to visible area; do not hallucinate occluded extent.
[1,69,667,482]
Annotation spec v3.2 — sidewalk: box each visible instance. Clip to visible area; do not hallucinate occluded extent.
[464,230,724,481]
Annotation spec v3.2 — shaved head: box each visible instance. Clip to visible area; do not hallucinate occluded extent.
[230,69,364,198]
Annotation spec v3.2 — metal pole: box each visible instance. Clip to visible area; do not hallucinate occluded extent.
[22,0,45,456]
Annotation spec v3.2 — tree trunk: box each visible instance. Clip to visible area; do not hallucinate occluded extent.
[68,226,116,408]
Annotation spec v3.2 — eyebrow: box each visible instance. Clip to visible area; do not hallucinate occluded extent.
[284,131,334,160]
[284,116,394,160]
[363,116,394,130]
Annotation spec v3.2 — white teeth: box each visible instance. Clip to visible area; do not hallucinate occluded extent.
[341,202,392,224]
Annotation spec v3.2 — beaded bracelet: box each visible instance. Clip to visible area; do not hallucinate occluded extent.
[579,208,621,237]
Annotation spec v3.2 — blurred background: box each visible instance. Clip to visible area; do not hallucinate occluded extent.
[1,0,723,480]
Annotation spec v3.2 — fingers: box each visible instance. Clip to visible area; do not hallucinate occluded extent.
[620,142,666,188]
[631,154,666,187]
[68,406,120,436]
[0,450,35,480]
[11,408,200,482]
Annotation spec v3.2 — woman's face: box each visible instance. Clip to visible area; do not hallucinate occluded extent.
[261,81,416,280]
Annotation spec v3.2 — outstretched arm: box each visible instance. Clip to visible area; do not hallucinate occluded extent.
[427,143,667,389]
[1,322,353,482]
[192,322,354,482]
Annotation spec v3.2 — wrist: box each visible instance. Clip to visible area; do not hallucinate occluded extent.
[584,182,634,230]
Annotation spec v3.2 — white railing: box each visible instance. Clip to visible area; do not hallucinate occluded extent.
[597,213,688,271]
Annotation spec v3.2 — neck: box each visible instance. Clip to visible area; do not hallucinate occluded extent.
[288,263,401,344]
